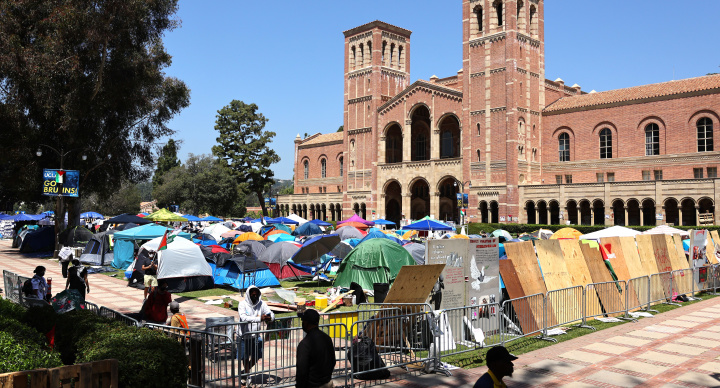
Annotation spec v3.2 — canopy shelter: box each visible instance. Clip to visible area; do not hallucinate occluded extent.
[80,212,104,220]
[257,241,311,280]
[14,213,43,222]
[287,214,308,225]
[338,214,374,227]
[112,223,191,269]
[250,217,274,223]
[79,230,116,266]
[137,236,214,292]
[579,225,641,240]
[100,213,151,232]
[291,234,341,264]
[293,222,322,237]
[336,226,365,240]
[339,221,370,230]
[203,223,231,241]
[403,219,454,232]
[145,209,188,223]
[643,225,690,238]
[201,216,223,222]
[372,219,397,228]
[268,217,300,225]
[114,223,140,231]
[213,255,281,290]
[309,219,332,227]
[550,227,583,240]
[182,214,203,222]
[58,226,94,248]
[334,238,417,290]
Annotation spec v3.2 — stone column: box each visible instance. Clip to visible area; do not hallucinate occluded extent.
[624,207,629,227]
[678,207,683,226]
[575,207,579,225]
[430,192,440,219]
[402,193,411,223]
[695,206,700,226]
[640,206,645,226]
[403,126,411,162]
[590,209,595,226]
[535,208,539,224]
[545,207,550,225]
[661,205,666,225]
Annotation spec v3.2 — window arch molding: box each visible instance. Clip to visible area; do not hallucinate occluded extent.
[382,121,404,136]
[592,121,618,159]
[637,116,666,156]
[406,176,431,194]
[552,127,574,162]
[407,102,432,120]
[688,110,719,151]
[316,153,328,163]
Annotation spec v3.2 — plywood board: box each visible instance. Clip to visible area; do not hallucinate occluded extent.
[666,235,689,271]
[635,235,661,276]
[618,237,647,279]
[384,264,445,304]
[599,237,639,311]
[559,240,601,320]
[505,241,557,327]
[536,240,581,325]
[499,259,539,334]
[708,235,718,264]
[580,242,625,317]
[650,234,675,299]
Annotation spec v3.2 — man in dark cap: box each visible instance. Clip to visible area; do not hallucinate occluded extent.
[474,345,518,388]
[296,309,336,388]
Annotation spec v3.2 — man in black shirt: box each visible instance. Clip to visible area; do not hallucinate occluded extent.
[65,259,89,300]
[140,250,158,299]
[296,309,336,388]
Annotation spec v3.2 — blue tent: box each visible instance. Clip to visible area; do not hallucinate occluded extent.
[211,256,280,290]
[201,216,223,222]
[269,217,300,225]
[183,214,203,222]
[358,230,403,246]
[309,219,332,227]
[112,224,191,269]
[293,222,322,236]
[402,219,454,231]
[81,211,104,219]
[373,219,397,227]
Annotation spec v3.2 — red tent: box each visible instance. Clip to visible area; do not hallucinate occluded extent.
[267,262,312,280]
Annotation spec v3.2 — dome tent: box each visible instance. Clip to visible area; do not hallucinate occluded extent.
[334,238,416,290]
[140,235,214,292]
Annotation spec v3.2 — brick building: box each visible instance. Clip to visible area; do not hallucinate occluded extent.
[278,0,719,227]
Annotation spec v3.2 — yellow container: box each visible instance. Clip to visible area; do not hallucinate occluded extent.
[315,295,328,309]
[327,312,358,338]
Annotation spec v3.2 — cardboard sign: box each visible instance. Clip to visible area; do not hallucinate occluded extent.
[465,238,499,311]
[426,240,468,309]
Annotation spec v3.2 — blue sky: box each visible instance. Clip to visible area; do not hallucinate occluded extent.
[162,0,720,180]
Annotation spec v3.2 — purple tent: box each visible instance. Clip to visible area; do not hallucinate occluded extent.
[337,214,374,227]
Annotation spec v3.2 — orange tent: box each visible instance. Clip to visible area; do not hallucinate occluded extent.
[550,227,582,240]
[233,232,264,243]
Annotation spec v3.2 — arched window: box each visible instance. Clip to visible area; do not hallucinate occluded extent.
[493,0,503,26]
[339,157,344,176]
[474,5,483,33]
[358,43,364,68]
[698,118,714,152]
[320,159,326,178]
[645,123,659,156]
[381,41,387,66]
[350,46,356,70]
[517,0,524,27]
[529,5,537,35]
[558,133,570,162]
[599,128,612,159]
[303,160,309,179]
[441,131,454,158]
[414,134,427,160]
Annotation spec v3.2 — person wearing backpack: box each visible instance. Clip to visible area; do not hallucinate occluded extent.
[24,266,48,300]
[65,259,89,300]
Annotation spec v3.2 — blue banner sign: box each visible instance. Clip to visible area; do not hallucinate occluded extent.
[42,169,80,197]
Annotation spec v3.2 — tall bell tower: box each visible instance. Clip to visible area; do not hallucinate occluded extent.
[462,0,545,222]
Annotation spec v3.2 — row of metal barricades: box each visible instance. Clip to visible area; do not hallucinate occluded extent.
[4,266,720,387]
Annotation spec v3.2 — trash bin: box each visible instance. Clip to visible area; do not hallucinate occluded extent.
[373,283,389,304]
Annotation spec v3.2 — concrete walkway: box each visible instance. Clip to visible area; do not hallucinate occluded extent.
[2,239,720,387]
[0,239,237,330]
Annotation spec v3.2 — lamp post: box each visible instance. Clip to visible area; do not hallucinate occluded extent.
[453,180,472,225]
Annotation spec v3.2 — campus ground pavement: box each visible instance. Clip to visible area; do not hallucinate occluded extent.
[2,239,720,387]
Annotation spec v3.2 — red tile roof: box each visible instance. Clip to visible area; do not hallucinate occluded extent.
[544,74,720,113]
[301,132,343,146]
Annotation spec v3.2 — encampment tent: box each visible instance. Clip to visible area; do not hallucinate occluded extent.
[112,223,191,269]
[139,236,214,292]
[19,227,55,253]
[287,214,308,225]
[334,238,416,289]
[212,255,280,290]
[58,226,94,247]
[203,223,231,241]
[292,222,322,236]
[79,230,115,266]
[579,225,640,240]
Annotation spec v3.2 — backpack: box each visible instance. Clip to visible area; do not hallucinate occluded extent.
[21,278,34,296]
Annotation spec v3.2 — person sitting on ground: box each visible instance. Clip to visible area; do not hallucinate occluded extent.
[28,265,48,300]
[296,309,336,388]
[237,285,274,382]
[168,300,189,331]
[474,345,518,388]
[65,259,89,300]
[142,281,172,324]
[140,250,158,299]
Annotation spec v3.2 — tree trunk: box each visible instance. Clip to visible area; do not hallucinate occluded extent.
[67,197,82,228]
[53,197,66,257]
[256,191,267,217]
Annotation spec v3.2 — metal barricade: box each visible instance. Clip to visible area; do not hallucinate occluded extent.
[145,323,237,388]
[649,271,679,306]
[585,281,635,321]
[626,276,656,313]
[546,286,593,331]
[3,269,29,304]
[710,265,720,294]
[671,269,694,298]
[436,302,501,361]
[81,301,100,315]
[348,309,435,386]
[694,265,717,294]
[355,303,432,321]
[499,293,550,344]
[99,306,139,327]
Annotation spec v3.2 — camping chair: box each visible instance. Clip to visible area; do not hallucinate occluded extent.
[205,316,236,362]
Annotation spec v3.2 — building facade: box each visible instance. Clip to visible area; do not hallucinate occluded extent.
[278,0,719,227]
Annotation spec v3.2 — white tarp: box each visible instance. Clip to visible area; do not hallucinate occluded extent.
[579,225,641,240]
[287,214,308,225]
[141,236,212,278]
[203,223,231,241]
[643,225,690,238]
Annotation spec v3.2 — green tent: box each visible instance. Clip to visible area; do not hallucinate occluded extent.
[145,208,188,222]
[334,238,416,290]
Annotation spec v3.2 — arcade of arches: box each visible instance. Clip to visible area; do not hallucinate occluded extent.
[383,177,462,225]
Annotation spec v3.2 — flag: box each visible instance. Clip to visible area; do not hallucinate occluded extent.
[158,230,169,251]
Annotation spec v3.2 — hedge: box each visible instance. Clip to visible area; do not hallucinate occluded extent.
[0,300,62,373]
[466,223,720,236]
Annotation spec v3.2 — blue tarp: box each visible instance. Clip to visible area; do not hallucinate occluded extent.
[210,262,280,290]
[14,213,42,222]
[372,219,397,226]
[81,212,104,219]
[112,224,191,269]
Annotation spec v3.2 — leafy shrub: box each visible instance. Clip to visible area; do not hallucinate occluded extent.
[53,310,118,365]
[0,332,62,373]
[78,325,188,388]
[21,304,58,335]
[0,297,26,321]
[0,316,48,347]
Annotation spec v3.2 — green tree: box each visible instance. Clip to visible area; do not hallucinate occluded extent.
[212,101,280,217]
[0,0,190,230]
[136,181,153,202]
[337,126,344,132]
[153,139,181,189]
[85,181,142,215]
[279,186,294,195]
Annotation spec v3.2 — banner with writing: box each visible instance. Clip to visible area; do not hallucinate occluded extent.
[42,169,80,197]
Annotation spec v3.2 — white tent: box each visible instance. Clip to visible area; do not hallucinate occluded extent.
[643,225,690,238]
[287,213,308,225]
[579,225,641,240]
[141,236,213,279]
[203,223,231,241]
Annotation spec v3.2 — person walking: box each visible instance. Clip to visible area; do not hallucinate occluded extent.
[140,250,158,299]
[295,309,336,388]
[474,346,518,388]
[28,266,48,300]
[237,285,274,384]
[65,259,89,300]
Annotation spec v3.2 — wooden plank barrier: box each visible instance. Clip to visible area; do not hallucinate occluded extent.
[617,236,648,279]
[707,234,718,264]
[599,237,640,311]
[580,242,625,317]
[536,240,580,324]
[498,259,539,334]
[505,242,557,327]
[650,234,676,299]
[0,360,118,388]
[559,240,601,319]
[635,235,666,303]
